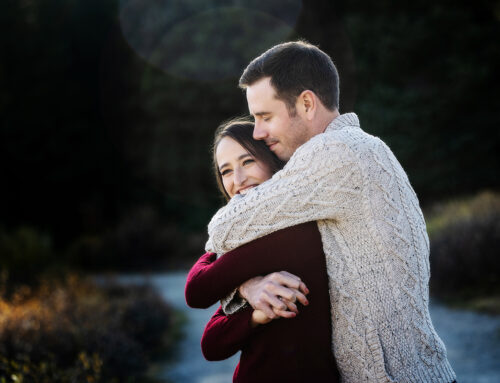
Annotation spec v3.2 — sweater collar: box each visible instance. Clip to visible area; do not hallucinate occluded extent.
[325,112,359,132]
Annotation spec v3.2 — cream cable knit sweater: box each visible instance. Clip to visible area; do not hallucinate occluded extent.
[205,113,456,383]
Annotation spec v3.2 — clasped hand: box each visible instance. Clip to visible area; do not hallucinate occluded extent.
[238,271,309,325]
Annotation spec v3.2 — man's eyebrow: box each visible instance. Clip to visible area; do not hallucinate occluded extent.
[253,111,270,117]
[218,153,252,171]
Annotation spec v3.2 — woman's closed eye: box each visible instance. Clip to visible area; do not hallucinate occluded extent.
[221,168,232,177]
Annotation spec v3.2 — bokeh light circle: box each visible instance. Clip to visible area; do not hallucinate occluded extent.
[119,0,302,81]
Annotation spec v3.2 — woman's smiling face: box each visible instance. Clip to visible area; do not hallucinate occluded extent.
[216,136,273,198]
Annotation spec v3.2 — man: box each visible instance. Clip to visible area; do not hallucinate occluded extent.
[206,41,456,382]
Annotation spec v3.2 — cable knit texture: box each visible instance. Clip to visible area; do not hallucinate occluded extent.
[205,113,456,383]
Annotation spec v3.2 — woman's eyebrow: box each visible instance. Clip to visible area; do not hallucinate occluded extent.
[238,153,252,160]
[218,154,251,171]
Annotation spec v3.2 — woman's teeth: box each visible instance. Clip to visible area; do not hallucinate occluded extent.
[239,186,254,195]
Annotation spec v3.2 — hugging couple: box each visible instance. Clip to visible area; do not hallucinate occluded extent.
[185,41,457,383]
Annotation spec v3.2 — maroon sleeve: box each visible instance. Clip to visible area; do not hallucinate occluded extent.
[201,305,255,361]
[184,222,317,308]
[185,252,218,308]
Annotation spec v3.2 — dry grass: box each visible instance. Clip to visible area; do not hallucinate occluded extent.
[426,191,500,307]
[0,273,173,382]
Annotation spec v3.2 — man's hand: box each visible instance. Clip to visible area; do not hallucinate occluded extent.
[250,309,273,327]
[239,271,309,319]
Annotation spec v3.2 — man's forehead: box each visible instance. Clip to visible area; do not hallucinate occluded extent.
[246,77,274,96]
[246,79,280,113]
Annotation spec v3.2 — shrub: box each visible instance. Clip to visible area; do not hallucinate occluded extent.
[0,227,55,284]
[67,206,206,271]
[428,191,500,298]
[0,274,173,382]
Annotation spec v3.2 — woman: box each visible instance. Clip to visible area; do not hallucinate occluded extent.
[185,119,340,382]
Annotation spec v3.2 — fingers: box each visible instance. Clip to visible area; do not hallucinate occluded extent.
[277,270,302,283]
[264,277,309,307]
[253,290,287,319]
[273,308,297,319]
[266,283,296,302]
[262,290,288,312]
[241,271,310,320]
[298,280,309,295]
[255,299,278,319]
[270,271,310,295]
[274,286,309,307]
[293,290,309,306]
[256,293,302,320]
[281,299,298,314]
[270,271,301,289]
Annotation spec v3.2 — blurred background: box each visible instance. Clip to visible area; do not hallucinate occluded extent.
[0,0,499,382]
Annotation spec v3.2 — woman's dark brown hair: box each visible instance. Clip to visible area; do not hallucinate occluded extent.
[213,117,285,201]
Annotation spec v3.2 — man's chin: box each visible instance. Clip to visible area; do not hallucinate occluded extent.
[276,149,291,162]
[268,142,292,161]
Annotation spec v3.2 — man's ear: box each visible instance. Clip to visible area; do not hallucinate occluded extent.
[297,90,316,121]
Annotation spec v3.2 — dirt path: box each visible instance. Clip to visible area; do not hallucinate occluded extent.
[122,272,500,383]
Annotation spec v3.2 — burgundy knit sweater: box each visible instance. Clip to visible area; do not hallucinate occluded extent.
[185,222,340,383]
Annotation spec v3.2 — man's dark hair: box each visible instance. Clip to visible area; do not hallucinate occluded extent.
[239,40,339,114]
[212,118,285,201]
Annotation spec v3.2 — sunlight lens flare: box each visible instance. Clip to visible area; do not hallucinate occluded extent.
[119,0,301,81]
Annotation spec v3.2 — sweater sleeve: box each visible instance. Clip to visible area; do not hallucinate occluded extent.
[186,223,319,310]
[201,305,255,361]
[207,137,361,254]
[185,252,219,308]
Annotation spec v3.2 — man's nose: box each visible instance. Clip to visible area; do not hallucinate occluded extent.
[253,121,267,140]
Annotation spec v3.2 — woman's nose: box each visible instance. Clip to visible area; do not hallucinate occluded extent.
[233,167,247,185]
